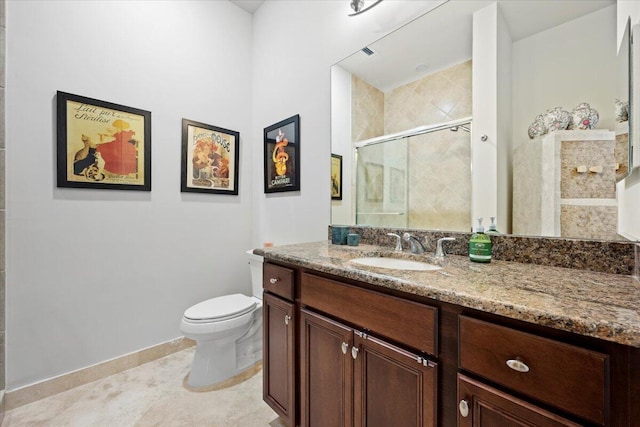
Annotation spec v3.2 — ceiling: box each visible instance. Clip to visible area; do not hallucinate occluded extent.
[229,0,265,14]
[337,0,615,92]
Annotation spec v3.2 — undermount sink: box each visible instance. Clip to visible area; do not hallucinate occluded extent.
[350,257,442,271]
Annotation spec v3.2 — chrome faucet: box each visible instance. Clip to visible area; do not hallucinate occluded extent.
[403,233,425,254]
[435,237,456,261]
[387,233,403,252]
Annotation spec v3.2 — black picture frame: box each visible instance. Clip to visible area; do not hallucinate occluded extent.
[331,153,343,200]
[181,119,240,195]
[264,114,300,193]
[56,91,151,191]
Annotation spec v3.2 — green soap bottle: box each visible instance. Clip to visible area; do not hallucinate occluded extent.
[469,218,492,263]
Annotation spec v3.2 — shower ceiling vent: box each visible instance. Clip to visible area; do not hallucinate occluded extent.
[361,46,376,56]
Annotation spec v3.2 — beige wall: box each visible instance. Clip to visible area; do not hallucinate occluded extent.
[385,60,472,134]
[351,75,384,143]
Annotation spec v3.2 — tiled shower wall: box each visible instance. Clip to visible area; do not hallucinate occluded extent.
[1,0,6,420]
[351,75,384,143]
[351,60,473,230]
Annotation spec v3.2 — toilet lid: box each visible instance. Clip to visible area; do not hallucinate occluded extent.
[184,294,257,321]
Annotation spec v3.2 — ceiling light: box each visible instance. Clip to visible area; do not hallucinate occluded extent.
[349,0,383,16]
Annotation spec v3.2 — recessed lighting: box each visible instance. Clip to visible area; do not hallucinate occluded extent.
[415,63,428,73]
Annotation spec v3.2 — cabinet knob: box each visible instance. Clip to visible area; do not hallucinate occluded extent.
[284,315,291,325]
[269,278,279,284]
[506,358,530,373]
[351,346,359,360]
[459,399,469,417]
[341,342,349,355]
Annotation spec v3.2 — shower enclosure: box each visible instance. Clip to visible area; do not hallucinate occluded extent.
[355,118,472,231]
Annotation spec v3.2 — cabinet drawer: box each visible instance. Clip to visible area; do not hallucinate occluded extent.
[459,316,608,425]
[263,263,294,301]
[301,272,437,355]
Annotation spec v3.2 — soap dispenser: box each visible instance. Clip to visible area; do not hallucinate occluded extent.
[486,217,500,235]
[469,218,492,263]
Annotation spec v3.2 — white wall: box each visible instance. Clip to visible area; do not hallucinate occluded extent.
[511,6,617,153]
[250,0,446,247]
[618,0,640,240]
[5,0,448,391]
[472,4,499,231]
[6,1,254,390]
[330,65,353,225]
[497,6,513,234]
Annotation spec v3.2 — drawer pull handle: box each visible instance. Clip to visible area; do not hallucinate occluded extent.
[506,358,530,373]
[269,278,279,284]
[284,315,291,326]
[459,399,469,417]
[351,346,359,360]
[341,342,349,355]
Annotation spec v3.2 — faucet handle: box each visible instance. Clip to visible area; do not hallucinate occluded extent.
[387,233,402,252]
[435,237,456,258]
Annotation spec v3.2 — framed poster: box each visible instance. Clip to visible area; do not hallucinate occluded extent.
[56,91,151,191]
[331,153,342,200]
[181,119,240,195]
[264,114,300,193]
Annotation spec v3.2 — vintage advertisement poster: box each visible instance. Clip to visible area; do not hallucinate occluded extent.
[57,92,151,191]
[264,115,300,193]
[182,120,239,195]
[331,154,342,200]
[66,100,146,185]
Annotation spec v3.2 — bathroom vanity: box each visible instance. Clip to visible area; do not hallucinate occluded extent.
[260,241,640,427]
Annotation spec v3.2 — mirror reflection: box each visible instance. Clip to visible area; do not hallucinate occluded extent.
[331,0,630,240]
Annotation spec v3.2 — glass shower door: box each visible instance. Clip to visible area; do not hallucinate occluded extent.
[355,137,408,228]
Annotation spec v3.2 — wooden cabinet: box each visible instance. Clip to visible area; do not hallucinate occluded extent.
[299,309,353,427]
[300,272,437,354]
[262,263,296,427]
[459,316,609,426]
[300,308,437,427]
[457,374,581,427]
[299,274,438,427]
[353,329,437,427]
[262,259,637,427]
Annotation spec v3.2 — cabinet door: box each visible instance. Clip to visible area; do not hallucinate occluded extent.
[457,374,582,427]
[263,292,295,427]
[300,309,353,427]
[353,333,438,427]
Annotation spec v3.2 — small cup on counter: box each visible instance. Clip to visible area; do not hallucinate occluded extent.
[347,233,360,246]
[331,226,350,245]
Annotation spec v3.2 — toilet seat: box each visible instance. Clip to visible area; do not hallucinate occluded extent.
[184,294,257,323]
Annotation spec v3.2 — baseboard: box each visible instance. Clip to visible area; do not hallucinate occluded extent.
[5,336,195,411]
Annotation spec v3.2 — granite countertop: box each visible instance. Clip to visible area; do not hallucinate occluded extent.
[259,241,640,348]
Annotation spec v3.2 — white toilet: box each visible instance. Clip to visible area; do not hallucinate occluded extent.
[180,250,263,388]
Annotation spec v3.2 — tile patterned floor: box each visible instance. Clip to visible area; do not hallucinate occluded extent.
[3,347,284,426]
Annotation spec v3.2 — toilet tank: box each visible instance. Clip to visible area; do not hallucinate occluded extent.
[247,250,264,299]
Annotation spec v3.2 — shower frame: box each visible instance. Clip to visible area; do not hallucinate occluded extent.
[353,116,473,228]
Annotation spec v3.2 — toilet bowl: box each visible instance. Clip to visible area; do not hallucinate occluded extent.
[180,250,263,388]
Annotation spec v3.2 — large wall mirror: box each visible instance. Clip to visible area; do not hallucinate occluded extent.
[331,0,635,241]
